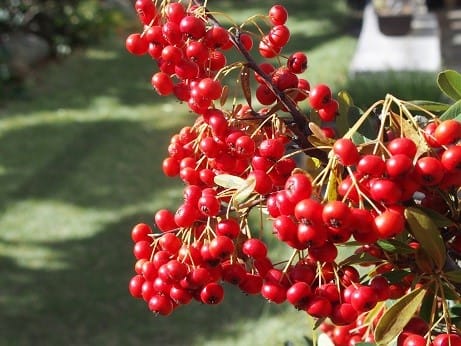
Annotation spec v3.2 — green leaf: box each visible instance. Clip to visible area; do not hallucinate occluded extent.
[381,270,411,283]
[445,270,461,284]
[440,99,461,121]
[347,105,376,141]
[374,288,427,345]
[337,90,354,137]
[356,343,377,346]
[450,303,461,317]
[419,292,433,323]
[233,175,256,205]
[406,100,449,113]
[214,174,246,189]
[377,239,414,255]
[404,207,446,270]
[339,252,381,266]
[437,69,461,101]
[418,207,455,228]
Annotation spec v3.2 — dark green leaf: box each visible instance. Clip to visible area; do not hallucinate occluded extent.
[440,98,461,121]
[437,69,461,101]
[405,207,446,270]
[381,270,411,283]
[419,292,433,323]
[439,281,460,300]
[374,288,426,345]
[418,207,455,228]
[445,270,461,284]
[450,304,461,317]
[356,343,377,346]
[339,252,381,266]
[377,239,414,255]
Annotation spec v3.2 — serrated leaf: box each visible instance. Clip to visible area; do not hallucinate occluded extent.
[440,98,461,121]
[240,65,252,108]
[377,239,414,255]
[406,100,449,113]
[445,270,461,284]
[233,175,256,205]
[437,69,461,101]
[405,207,446,270]
[374,288,426,345]
[214,174,246,189]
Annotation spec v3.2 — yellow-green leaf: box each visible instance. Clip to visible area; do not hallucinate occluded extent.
[374,288,426,345]
[214,174,246,189]
[404,207,446,270]
[233,175,256,206]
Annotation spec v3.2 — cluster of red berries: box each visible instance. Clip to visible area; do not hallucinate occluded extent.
[125,1,461,345]
[322,316,461,346]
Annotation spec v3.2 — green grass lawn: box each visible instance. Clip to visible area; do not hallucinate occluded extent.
[0,1,444,345]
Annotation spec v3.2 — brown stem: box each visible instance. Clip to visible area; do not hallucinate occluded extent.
[192,0,327,160]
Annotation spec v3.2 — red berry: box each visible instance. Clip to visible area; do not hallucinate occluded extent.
[126,33,149,55]
[200,282,224,304]
[333,138,359,166]
[268,4,288,25]
[131,223,152,242]
[309,84,332,110]
[387,138,417,158]
[434,119,461,145]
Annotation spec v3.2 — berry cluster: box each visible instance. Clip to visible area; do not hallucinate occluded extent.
[125,1,461,345]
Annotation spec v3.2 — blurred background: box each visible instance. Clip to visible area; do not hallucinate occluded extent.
[0,0,454,345]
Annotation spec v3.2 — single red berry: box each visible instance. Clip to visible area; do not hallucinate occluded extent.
[126,33,149,55]
[434,119,461,145]
[242,238,268,259]
[268,4,288,25]
[129,274,145,298]
[333,138,359,166]
[148,294,174,315]
[387,137,417,158]
[131,223,152,243]
[309,84,332,110]
[200,282,224,304]
[441,145,461,172]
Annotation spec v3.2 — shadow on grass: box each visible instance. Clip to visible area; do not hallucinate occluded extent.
[0,118,180,211]
[0,211,294,346]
